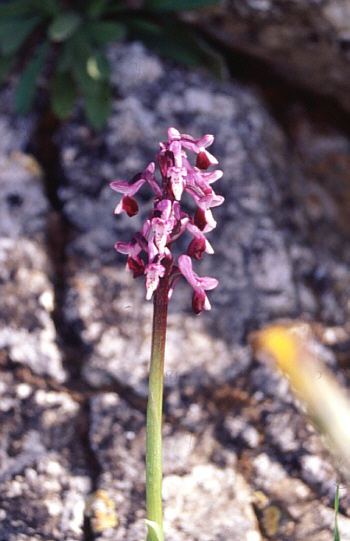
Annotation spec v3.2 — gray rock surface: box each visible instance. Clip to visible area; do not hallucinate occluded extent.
[185,0,350,112]
[0,370,91,540]
[0,39,350,540]
[0,127,64,382]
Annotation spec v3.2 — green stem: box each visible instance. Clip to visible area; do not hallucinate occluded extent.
[146,275,169,541]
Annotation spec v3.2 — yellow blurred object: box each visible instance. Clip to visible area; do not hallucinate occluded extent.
[85,489,118,532]
[253,324,350,480]
[261,505,281,537]
[11,151,42,177]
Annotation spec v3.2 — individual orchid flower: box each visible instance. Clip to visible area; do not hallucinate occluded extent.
[114,239,144,277]
[178,255,218,314]
[186,222,214,259]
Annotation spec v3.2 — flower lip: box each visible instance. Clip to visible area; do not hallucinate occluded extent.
[192,290,211,314]
[114,195,139,216]
[145,262,166,300]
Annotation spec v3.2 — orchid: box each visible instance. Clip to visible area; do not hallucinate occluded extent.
[111,127,223,314]
[111,127,224,541]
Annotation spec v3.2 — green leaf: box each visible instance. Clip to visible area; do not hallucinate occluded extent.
[126,18,225,78]
[0,0,33,18]
[84,21,126,44]
[48,12,81,42]
[70,34,93,91]
[334,484,341,541]
[86,51,111,81]
[68,31,111,128]
[14,39,49,114]
[87,0,111,18]
[0,15,43,55]
[83,80,112,130]
[145,520,164,541]
[0,55,15,83]
[29,0,60,16]
[56,40,73,72]
[144,0,220,11]
[51,71,76,118]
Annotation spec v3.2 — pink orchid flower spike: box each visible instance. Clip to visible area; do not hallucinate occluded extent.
[111,127,223,314]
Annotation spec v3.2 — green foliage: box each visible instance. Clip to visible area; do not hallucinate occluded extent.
[334,484,340,541]
[0,15,43,55]
[85,21,125,44]
[144,0,220,11]
[127,17,224,79]
[15,40,49,113]
[48,12,82,42]
[0,0,224,129]
[51,72,76,118]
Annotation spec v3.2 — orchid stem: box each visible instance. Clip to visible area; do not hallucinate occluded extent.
[146,275,168,541]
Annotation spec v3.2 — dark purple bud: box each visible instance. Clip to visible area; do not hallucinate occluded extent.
[196,151,211,170]
[192,290,207,315]
[187,237,206,260]
[128,257,145,277]
[123,196,139,217]
[194,208,206,231]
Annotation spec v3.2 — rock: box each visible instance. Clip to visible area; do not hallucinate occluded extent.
[184,0,350,112]
[163,464,261,541]
[252,452,350,540]
[0,78,37,155]
[0,371,91,541]
[88,392,147,540]
[0,151,65,382]
[89,392,261,540]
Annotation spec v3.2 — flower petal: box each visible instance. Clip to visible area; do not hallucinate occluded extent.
[192,290,211,315]
[202,170,223,184]
[115,195,139,216]
[187,237,206,260]
[178,254,198,290]
[196,150,218,169]
[145,262,165,300]
[196,275,218,290]
[110,178,146,196]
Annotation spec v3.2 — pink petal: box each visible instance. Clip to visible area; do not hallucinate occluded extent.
[178,255,198,290]
[198,193,225,209]
[110,178,146,196]
[145,263,165,300]
[196,276,218,290]
[202,170,223,184]
[167,127,181,141]
[169,141,183,167]
[114,241,132,254]
[180,134,215,154]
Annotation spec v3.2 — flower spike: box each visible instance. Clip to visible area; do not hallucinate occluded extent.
[111,127,224,313]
